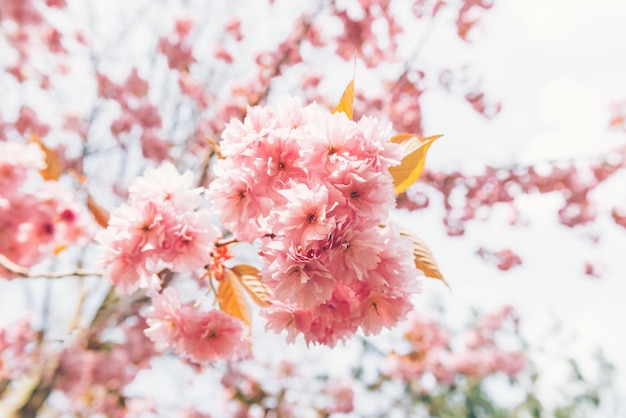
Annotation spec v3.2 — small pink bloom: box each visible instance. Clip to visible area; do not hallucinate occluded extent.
[14,106,50,137]
[157,37,195,71]
[324,378,354,414]
[328,226,383,283]
[333,164,396,220]
[96,244,157,294]
[129,162,203,212]
[140,130,169,162]
[132,103,162,130]
[213,42,233,63]
[124,68,149,98]
[224,15,243,41]
[275,182,339,244]
[359,289,412,336]
[144,287,185,351]
[207,163,272,241]
[45,0,67,7]
[181,309,249,363]
[174,14,194,38]
[265,257,335,309]
[161,211,221,272]
[262,303,312,344]
[179,73,208,109]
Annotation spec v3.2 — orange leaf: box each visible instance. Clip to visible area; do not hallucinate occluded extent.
[402,230,449,288]
[332,79,355,120]
[69,169,87,184]
[53,244,68,255]
[389,134,442,194]
[87,195,110,228]
[30,134,62,181]
[218,270,251,327]
[231,264,272,307]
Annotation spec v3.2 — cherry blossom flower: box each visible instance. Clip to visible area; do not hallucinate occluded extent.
[208,98,423,345]
[97,163,221,294]
[180,309,249,363]
[323,378,354,414]
[144,287,185,351]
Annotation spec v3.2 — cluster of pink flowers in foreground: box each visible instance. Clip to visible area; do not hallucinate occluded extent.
[208,98,423,345]
[96,163,221,294]
[0,142,91,275]
[144,287,249,364]
[97,164,249,363]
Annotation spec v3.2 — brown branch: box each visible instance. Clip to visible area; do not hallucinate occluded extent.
[215,237,239,248]
[0,254,103,279]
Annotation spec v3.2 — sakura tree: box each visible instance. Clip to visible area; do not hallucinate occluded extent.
[0,0,622,416]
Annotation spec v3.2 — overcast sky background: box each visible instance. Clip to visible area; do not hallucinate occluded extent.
[405,0,626,413]
[1,0,625,415]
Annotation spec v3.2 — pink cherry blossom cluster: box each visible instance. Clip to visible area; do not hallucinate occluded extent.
[96,163,221,294]
[382,306,526,388]
[332,1,400,68]
[477,247,523,271]
[0,0,68,85]
[207,98,423,346]
[97,69,168,162]
[56,318,155,417]
[157,14,196,72]
[143,287,249,364]
[220,358,353,417]
[0,142,92,277]
[0,316,37,381]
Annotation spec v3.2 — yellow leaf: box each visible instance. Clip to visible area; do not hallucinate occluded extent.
[87,195,110,228]
[218,270,251,327]
[231,264,272,307]
[29,134,62,181]
[332,79,355,120]
[53,244,68,255]
[401,230,449,289]
[389,134,442,194]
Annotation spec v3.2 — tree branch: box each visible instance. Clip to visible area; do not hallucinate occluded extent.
[0,254,103,279]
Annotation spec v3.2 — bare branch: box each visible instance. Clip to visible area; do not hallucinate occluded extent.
[0,254,103,280]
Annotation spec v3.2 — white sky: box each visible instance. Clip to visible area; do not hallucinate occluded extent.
[412,0,626,413]
[1,0,625,415]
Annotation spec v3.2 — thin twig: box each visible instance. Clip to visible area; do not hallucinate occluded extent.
[0,254,102,279]
[215,236,238,247]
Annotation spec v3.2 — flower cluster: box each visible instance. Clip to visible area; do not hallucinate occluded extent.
[220,358,355,417]
[144,287,249,364]
[56,318,155,417]
[96,163,221,294]
[208,98,423,345]
[0,142,92,276]
[382,307,527,387]
[97,69,168,162]
[0,316,37,381]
